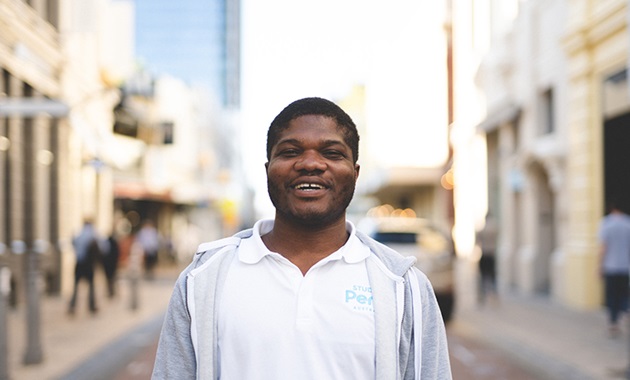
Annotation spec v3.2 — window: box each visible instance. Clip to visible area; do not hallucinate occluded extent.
[603,69,629,119]
[540,88,555,135]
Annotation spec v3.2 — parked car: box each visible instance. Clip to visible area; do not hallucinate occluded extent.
[357,215,456,323]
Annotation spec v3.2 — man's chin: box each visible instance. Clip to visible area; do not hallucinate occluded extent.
[283,209,343,227]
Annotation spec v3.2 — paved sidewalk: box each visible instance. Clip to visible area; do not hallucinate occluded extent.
[5,265,180,380]
[451,259,630,380]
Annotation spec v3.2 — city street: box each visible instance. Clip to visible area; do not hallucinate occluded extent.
[448,327,538,379]
[4,256,624,380]
[4,1,630,380]
[447,260,539,378]
[107,315,542,380]
[106,260,537,379]
[113,336,160,380]
[87,256,608,380]
[10,257,621,380]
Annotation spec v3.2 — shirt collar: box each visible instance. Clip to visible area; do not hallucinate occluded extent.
[239,219,369,264]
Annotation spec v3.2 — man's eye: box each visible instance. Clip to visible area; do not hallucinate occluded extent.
[279,149,299,157]
[323,151,344,159]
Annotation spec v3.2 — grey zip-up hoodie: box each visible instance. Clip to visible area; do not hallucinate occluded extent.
[152,228,452,379]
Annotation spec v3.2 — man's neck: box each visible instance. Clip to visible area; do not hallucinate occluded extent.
[261,217,350,275]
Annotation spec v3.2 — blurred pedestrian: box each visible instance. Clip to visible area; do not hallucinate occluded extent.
[152,97,452,379]
[476,212,498,305]
[135,219,160,280]
[598,200,630,338]
[102,230,120,298]
[68,219,101,315]
[118,229,134,268]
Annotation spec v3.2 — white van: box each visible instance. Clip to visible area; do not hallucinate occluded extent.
[357,215,455,323]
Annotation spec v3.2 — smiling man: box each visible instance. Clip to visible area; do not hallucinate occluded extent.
[152,97,452,379]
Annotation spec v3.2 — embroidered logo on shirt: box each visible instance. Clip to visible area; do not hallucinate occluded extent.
[345,285,374,312]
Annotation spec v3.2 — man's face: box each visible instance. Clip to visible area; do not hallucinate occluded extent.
[266,115,360,227]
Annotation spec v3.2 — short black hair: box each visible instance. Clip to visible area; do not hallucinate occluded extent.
[266,97,359,163]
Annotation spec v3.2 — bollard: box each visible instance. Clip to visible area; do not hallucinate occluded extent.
[130,276,139,311]
[23,248,43,365]
[129,242,142,311]
[0,266,11,380]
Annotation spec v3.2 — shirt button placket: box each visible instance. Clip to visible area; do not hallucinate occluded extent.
[295,269,314,330]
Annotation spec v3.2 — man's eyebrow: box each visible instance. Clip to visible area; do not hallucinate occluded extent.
[320,139,348,148]
[276,138,347,147]
[275,138,300,146]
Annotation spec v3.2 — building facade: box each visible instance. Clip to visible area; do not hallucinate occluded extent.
[451,0,630,310]
[0,0,146,299]
[0,0,130,366]
[1,0,66,306]
[562,0,629,308]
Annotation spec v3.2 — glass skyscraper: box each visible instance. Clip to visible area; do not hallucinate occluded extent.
[134,0,240,108]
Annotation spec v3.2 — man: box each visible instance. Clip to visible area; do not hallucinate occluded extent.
[102,228,120,298]
[599,200,630,337]
[152,97,452,379]
[68,219,101,315]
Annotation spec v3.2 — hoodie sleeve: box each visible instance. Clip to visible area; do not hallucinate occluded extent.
[414,268,452,379]
[152,272,197,379]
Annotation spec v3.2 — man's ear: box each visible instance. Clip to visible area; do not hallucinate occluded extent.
[354,164,360,181]
[265,162,269,171]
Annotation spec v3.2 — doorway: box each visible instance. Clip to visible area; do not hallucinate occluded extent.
[603,112,630,213]
[531,163,555,294]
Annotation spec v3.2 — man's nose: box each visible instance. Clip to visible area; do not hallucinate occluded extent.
[295,151,326,172]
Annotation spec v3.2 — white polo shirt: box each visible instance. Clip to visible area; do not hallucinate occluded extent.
[217,219,375,380]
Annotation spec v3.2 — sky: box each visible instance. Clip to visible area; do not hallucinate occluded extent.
[240,0,450,215]
[240,0,371,151]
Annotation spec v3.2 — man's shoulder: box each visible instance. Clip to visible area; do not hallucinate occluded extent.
[192,229,254,264]
[195,237,242,255]
[605,214,630,227]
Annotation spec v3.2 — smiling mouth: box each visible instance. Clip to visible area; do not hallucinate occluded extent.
[293,183,326,191]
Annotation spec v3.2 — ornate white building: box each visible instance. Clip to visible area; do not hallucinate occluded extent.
[451,0,630,309]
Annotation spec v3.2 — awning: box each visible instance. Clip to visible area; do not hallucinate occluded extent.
[114,182,172,202]
[363,166,445,197]
[476,103,521,133]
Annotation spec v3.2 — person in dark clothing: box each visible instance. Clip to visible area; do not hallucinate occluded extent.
[102,233,120,298]
[135,219,161,280]
[476,213,498,305]
[68,220,101,315]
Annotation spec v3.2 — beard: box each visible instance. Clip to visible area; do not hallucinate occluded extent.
[267,179,356,228]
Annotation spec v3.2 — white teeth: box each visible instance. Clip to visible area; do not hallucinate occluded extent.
[295,183,324,190]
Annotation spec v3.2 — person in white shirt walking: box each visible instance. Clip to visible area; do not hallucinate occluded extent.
[599,200,630,338]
